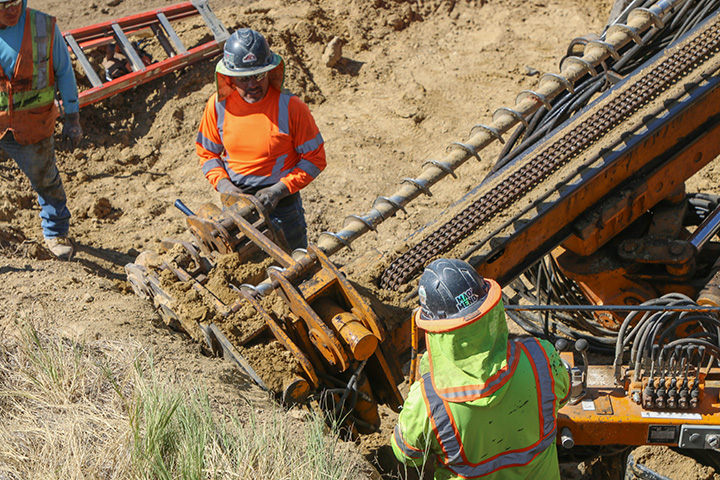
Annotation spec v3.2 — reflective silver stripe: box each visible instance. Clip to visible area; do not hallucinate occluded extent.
[423,374,464,465]
[227,154,290,187]
[34,12,50,90]
[521,338,557,444]
[423,338,558,478]
[296,132,323,154]
[439,341,518,401]
[295,158,321,179]
[201,157,224,176]
[215,97,226,146]
[278,92,292,134]
[394,425,424,459]
[196,131,225,155]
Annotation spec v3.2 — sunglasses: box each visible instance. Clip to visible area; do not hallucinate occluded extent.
[232,71,268,86]
[0,0,21,10]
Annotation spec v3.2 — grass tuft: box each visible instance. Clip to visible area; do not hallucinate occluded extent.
[0,316,369,479]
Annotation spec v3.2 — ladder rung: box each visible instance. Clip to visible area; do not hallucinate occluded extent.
[111,23,146,72]
[192,0,229,42]
[66,2,198,44]
[64,33,103,88]
[64,0,230,107]
[157,12,187,55]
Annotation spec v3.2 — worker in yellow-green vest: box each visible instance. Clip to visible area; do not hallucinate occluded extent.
[392,258,570,479]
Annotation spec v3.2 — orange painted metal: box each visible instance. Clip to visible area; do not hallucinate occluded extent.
[240,288,320,388]
[186,193,292,260]
[305,245,386,340]
[558,365,720,446]
[476,70,720,286]
[271,269,350,371]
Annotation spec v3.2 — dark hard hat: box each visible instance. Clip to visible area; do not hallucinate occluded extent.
[219,28,281,77]
[417,258,490,323]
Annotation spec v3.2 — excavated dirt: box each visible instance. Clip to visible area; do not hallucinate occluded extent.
[3,0,720,478]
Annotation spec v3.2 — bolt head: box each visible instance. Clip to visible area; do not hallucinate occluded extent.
[670,244,685,255]
[623,240,637,252]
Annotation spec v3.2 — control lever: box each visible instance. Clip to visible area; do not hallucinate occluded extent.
[174,199,195,216]
[556,338,588,405]
[575,339,589,378]
[571,339,589,403]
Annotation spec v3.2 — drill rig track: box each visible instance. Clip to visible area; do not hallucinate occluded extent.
[380,14,720,291]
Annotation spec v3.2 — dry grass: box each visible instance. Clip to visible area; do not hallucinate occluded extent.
[0,316,369,480]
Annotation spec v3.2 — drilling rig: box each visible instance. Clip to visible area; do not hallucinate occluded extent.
[127,0,720,462]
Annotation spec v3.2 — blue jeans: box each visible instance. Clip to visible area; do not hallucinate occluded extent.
[272,193,308,251]
[1,134,69,238]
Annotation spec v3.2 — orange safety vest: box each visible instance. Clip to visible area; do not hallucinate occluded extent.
[0,9,59,145]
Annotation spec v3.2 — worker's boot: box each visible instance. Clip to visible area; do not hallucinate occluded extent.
[44,236,75,261]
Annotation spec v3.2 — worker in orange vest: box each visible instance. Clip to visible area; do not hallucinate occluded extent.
[0,0,82,260]
[196,28,326,250]
[392,258,570,479]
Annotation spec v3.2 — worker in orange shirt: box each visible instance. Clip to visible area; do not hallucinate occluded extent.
[196,28,326,250]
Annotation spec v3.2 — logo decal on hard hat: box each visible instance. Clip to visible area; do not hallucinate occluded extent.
[418,286,427,307]
[242,52,257,63]
[455,288,479,312]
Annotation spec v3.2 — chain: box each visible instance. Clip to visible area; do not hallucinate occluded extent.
[380,21,720,290]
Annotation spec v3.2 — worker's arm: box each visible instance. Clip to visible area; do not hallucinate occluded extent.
[391,381,433,469]
[52,24,82,148]
[542,340,572,408]
[196,94,231,190]
[278,97,326,194]
[52,24,79,115]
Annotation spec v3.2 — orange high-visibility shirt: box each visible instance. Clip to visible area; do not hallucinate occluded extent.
[196,86,325,194]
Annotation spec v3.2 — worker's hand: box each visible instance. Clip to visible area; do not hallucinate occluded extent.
[61,112,82,151]
[255,182,290,212]
[217,178,243,195]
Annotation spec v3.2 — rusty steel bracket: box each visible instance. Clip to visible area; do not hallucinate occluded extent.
[222,193,290,251]
[188,192,293,261]
[195,202,225,221]
[187,215,236,255]
[199,322,268,391]
[269,268,350,371]
[618,238,696,278]
[226,206,294,268]
[304,244,386,340]
[239,287,320,388]
[266,243,403,410]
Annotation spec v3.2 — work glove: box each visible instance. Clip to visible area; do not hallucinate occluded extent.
[61,112,82,151]
[255,182,289,213]
[217,178,243,195]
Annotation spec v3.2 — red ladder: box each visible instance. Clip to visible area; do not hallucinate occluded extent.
[63,0,229,108]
